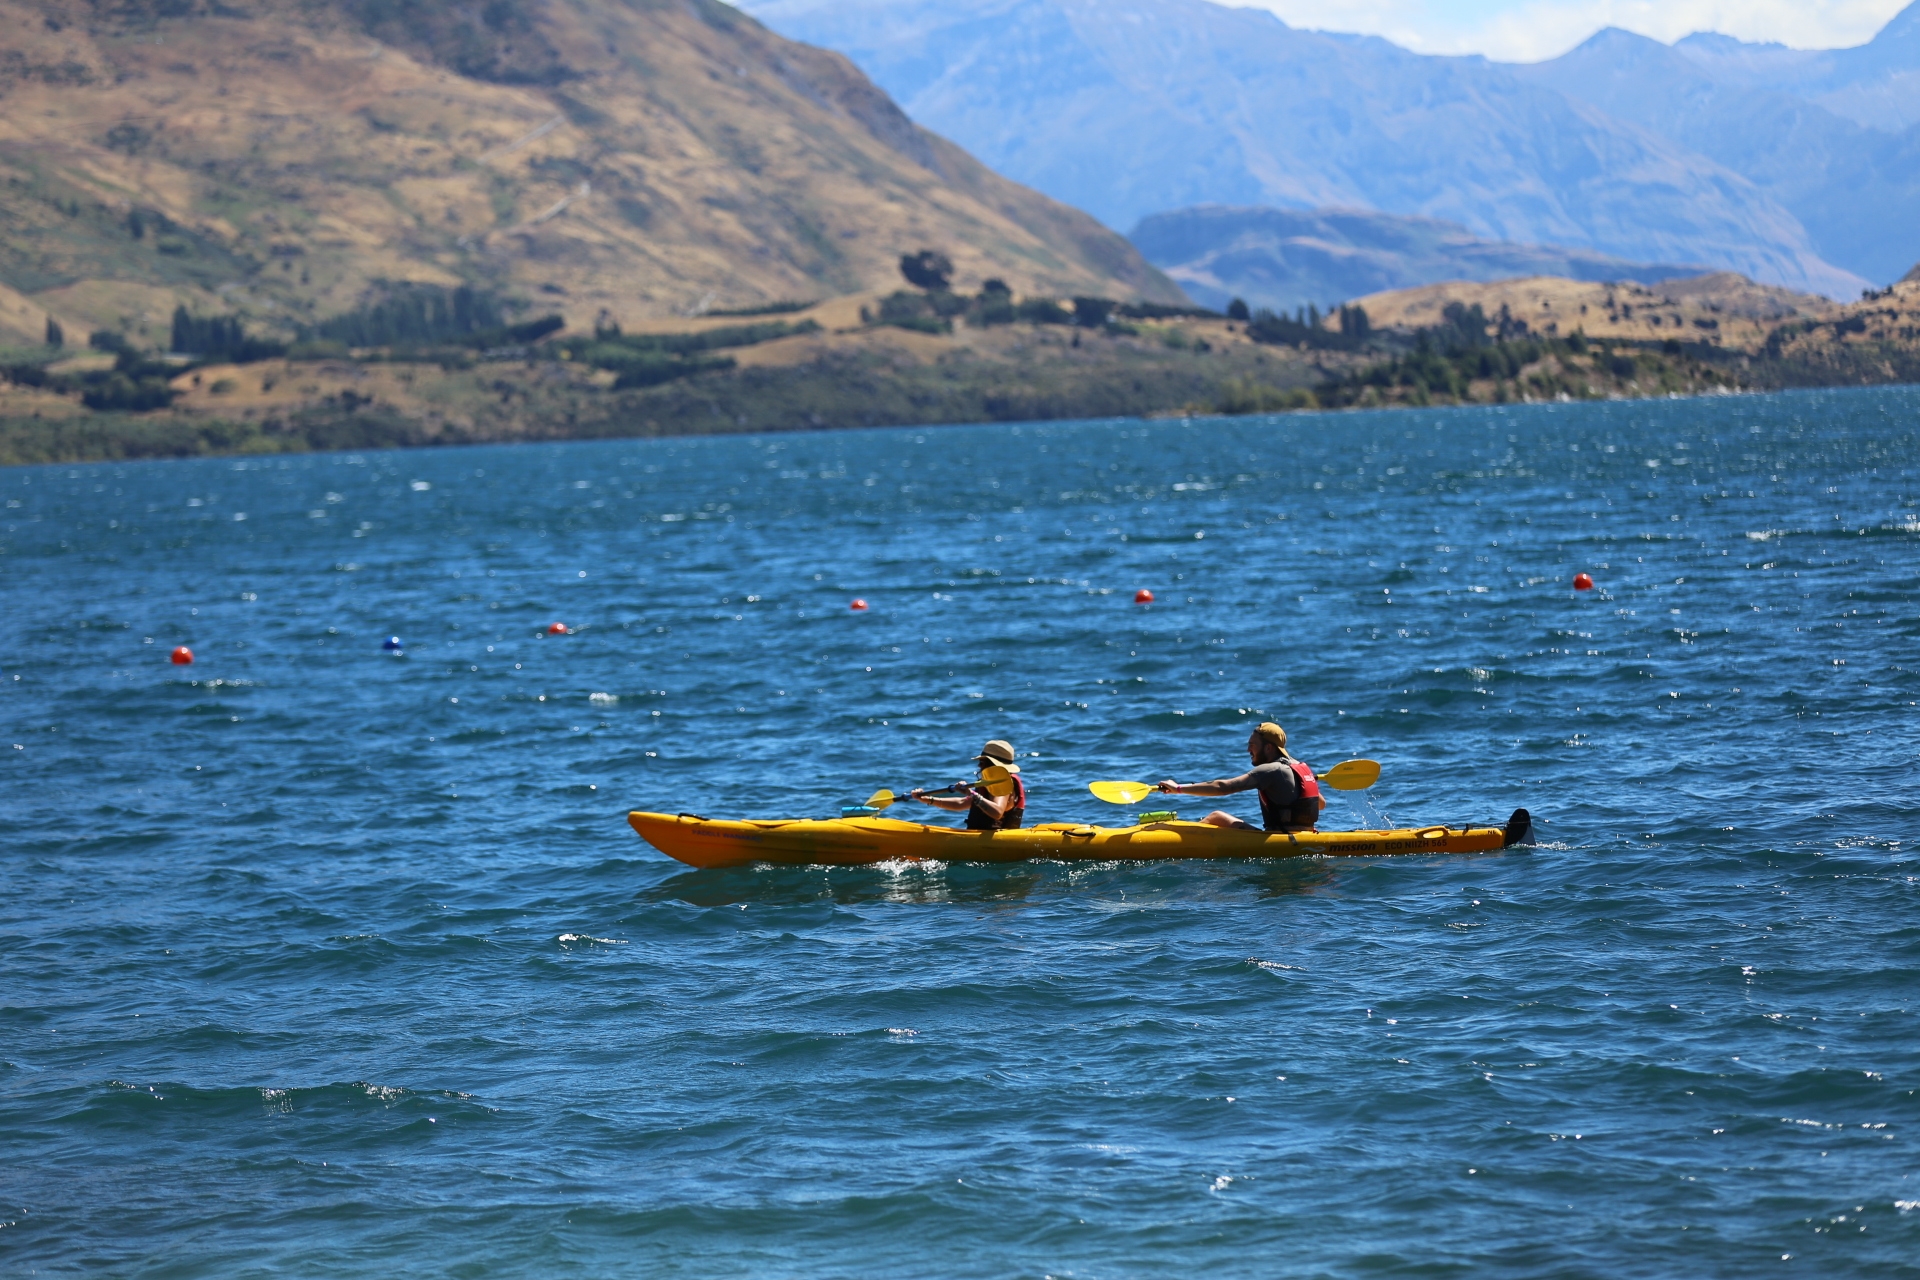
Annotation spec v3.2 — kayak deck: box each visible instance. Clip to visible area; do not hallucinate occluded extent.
[628,809,1534,869]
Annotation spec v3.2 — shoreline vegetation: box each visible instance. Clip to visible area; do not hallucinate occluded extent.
[4,268,1917,467]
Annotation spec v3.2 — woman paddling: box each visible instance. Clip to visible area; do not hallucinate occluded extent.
[911,739,1028,829]
[1156,722,1322,831]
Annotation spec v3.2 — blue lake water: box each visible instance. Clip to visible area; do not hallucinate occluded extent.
[3,387,1918,1276]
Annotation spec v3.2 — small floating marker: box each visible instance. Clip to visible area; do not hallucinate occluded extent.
[1573,573,1595,591]
[1134,589,1154,604]
[381,635,404,652]
[170,645,194,665]
[547,622,570,635]
[849,598,868,611]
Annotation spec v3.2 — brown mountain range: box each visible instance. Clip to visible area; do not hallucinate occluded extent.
[0,0,1180,349]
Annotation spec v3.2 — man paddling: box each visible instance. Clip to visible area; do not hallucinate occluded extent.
[912,739,1028,829]
[1156,722,1322,831]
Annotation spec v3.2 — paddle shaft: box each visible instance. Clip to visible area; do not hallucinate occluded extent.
[868,766,1015,810]
[1090,758,1379,805]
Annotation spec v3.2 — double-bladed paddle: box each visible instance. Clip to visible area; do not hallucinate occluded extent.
[1088,758,1381,805]
[864,764,1015,812]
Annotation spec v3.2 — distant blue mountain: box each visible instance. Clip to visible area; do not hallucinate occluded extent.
[1130,206,1706,313]
[1515,26,1920,287]
[740,0,1912,296]
[1674,5,1920,131]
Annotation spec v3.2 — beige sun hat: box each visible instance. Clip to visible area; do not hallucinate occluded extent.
[975,739,1021,773]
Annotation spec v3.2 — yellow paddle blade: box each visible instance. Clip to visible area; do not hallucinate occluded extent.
[1318,758,1381,791]
[977,765,1016,798]
[1089,780,1156,805]
[865,789,896,809]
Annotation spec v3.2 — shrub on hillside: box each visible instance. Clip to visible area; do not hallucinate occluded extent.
[609,353,735,389]
[171,308,287,363]
[2,362,51,389]
[560,319,814,388]
[970,293,1017,326]
[1016,298,1072,325]
[1072,297,1116,329]
[1245,304,1363,351]
[82,373,175,412]
[866,291,951,334]
[1116,302,1224,320]
[564,319,816,360]
[307,285,504,349]
[1215,379,1318,414]
[899,249,954,291]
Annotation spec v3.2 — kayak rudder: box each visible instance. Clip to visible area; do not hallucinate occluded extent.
[1503,808,1534,847]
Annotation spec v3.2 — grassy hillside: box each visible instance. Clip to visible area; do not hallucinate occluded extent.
[1760,274,1920,388]
[15,265,1905,465]
[1345,274,1838,354]
[1299,271,1920,409]
[0,284,1342,463]
[0,0,1180,352]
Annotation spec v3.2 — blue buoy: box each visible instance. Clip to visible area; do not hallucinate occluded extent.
[382,635,404,652]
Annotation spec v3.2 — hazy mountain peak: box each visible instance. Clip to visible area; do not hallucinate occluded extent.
[1130,205,1707,313]
[1882,1,1920,41]
[1572,26,1667,53]
[1670,30,1825,83]
[1523,16,1916,286]
[1845,0,1920,68]
[1668,2,1920,130]
[1675,32,1789,53]
[744,0,1868,296]
[1548,27,1718,86]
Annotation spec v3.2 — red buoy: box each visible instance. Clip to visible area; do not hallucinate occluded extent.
[1573,573,1594,591]
[1134,589,1154,604]
[547,622,570,635]
[849,598,869,611]
[170,645,194,665]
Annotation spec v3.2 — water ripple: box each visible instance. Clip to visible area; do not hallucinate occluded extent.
[2,388,1918,1274]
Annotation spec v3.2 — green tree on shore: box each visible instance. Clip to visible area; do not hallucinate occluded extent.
[899,250,954,291]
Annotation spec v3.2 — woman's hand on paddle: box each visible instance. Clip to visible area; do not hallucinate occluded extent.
[1157,780,1180,794]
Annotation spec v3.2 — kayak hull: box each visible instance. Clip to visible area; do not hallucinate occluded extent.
[627,809,1533,869]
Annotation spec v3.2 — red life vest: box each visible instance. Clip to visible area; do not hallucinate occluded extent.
[966,772,1027,830]
[1287,758,1322,830]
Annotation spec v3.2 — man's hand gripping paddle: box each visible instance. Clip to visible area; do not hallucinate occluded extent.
[864,764,1015,812]
[1087,758,1381,805]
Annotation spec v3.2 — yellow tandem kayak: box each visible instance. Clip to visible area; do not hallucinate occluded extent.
[627,808,1534,869]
